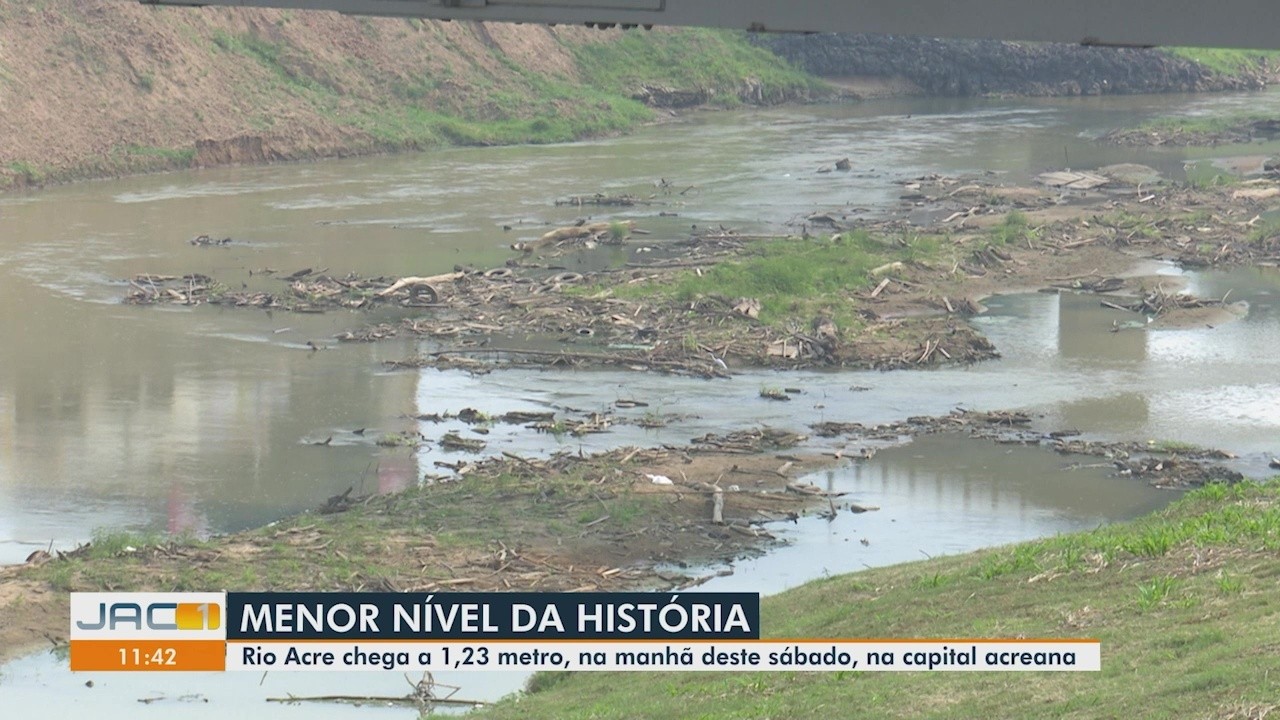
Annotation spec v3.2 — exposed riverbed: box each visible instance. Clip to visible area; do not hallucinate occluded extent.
[4,89,1280,713]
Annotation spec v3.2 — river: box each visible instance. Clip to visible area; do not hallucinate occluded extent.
[2,89,1280,713]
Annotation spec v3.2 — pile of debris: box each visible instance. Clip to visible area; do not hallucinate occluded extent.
[1110,286,1227,318]
[811,409,1032,440]
[124,273,219,305]
[190,234,232,247]
[123,269,400,312]
[690,428,808,453]
[1102,118,1280,147]
[555,194,650,207]
[510,220,637,253]
[1048,276,1126,294]
[1113,457,1244,488]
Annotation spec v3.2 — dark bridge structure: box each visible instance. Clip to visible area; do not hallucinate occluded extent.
[139,0,1280,50]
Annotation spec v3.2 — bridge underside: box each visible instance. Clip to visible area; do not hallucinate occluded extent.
[139,0,1280,50]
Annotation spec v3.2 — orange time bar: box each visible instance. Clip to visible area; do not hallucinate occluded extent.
[70,640,225,672]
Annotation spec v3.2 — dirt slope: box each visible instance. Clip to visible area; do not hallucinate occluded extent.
[0,3,584,183]
[0,2,812,189]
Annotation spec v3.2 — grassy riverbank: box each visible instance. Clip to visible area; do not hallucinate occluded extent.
[1104,110,1280,147]
[1166,48,1280,76]
[340,28,819,150]
[0,1,821,191]
[479,480,1280,719]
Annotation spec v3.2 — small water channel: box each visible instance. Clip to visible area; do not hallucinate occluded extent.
[4,89,1280,712]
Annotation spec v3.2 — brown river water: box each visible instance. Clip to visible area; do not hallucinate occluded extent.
[2,90,1280,714]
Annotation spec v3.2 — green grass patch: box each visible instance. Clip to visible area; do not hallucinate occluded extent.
[3,147,197,190]
[346,85,651,148]
[86,528,199,559]
[1181,209,1214,226]
[588,228,952,326]
[573,28,824,104]
[671,240,877,324]
[1215,573,1245,594]
[340,28,819,152]
[1165,47,1280,75]
[210,29,336,97]
[1136,575,1180,611]
[1186,163,1242,189]
[118,144,196,165]
[5,160,44,184]
[987,210,1037,246]
[608,220,631,241]
[1137,112,1271,136]
[664,231,940,325]
[479,480,1280,719]
[571,228,953,333]
[375,431,421,448]
[1247,217,1280,244]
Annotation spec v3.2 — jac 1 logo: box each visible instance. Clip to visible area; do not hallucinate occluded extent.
[70,593,226,638]
[76,601,220,631]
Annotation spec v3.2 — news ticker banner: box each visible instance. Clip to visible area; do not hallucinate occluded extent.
[69,592,1100,673]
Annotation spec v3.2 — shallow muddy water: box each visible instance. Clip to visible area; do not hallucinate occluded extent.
[5,88,1280,711]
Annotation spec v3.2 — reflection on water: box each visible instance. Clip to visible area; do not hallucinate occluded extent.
[1055,392,1152,435]
[0,274,424,561]
[1056,291,1147,363]
[703,434,1170,593]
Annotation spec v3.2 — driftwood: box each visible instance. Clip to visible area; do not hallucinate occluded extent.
[870,261,904,277]
[942,207,980,223]
[319,487,359,514]
[267,695,483,708]
[514,221,636,253]
[712,489,725,525]
[377,272,464,297]
[1036,170,1109,190]
[1051,276,1125,293]
[556,194,650,207]
[728,524,774,539]
[1116,285,1227,317]
[732,297,761,319]
[268,672,483,710]
[427,346,729,379]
